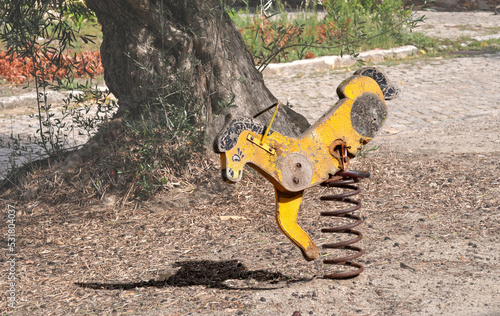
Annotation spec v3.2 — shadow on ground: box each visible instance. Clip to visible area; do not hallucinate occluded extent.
[76,259,313,291]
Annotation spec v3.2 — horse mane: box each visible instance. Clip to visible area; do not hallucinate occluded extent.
[216,117,273,152]
[354,67,400,100]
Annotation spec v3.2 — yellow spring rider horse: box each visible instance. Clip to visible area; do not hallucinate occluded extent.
[216,67,398,261]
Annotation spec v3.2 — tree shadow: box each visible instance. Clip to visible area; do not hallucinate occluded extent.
[76,259,313,291]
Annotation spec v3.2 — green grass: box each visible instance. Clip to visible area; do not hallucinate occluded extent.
[417,35,500,56]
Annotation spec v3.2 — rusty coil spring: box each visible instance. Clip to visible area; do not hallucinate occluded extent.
[319,170,369,279]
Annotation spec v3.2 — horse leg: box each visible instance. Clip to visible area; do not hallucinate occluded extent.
[275,189,319,261]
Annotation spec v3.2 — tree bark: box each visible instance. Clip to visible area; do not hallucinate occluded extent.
[85,0,309,146]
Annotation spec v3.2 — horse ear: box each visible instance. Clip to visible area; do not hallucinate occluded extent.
[215,117,268,153]
[354,67,400,100]
[213,114,234,153]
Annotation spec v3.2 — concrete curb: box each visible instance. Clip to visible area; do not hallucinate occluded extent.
[0,91,68,111]
[262,45,419,76]
[0,88,105,111]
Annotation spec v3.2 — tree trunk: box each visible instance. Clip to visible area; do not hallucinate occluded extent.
[85,0,309,147]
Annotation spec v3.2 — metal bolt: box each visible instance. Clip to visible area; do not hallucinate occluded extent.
[293,177,299,184]
[296,163,302,168]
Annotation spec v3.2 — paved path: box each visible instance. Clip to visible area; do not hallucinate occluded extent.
[0,104,113,178]
[1,11,500,178]
[415,10,500,39]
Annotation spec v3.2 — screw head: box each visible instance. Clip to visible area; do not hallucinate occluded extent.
[293,177,299,184]
[296,162,302,168]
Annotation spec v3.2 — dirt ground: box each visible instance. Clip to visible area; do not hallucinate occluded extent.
[1,107,499,316]
[2,10,500,315]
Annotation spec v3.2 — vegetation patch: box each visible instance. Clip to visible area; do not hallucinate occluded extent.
[231,0,423,68]
[0,50,103,84]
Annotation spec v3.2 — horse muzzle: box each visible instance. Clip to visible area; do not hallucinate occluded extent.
[221,168,241,183]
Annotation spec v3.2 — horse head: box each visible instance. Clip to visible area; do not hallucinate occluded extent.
[216,117,273,183]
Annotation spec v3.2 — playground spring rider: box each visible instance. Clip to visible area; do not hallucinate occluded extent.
[216,67,398,279]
